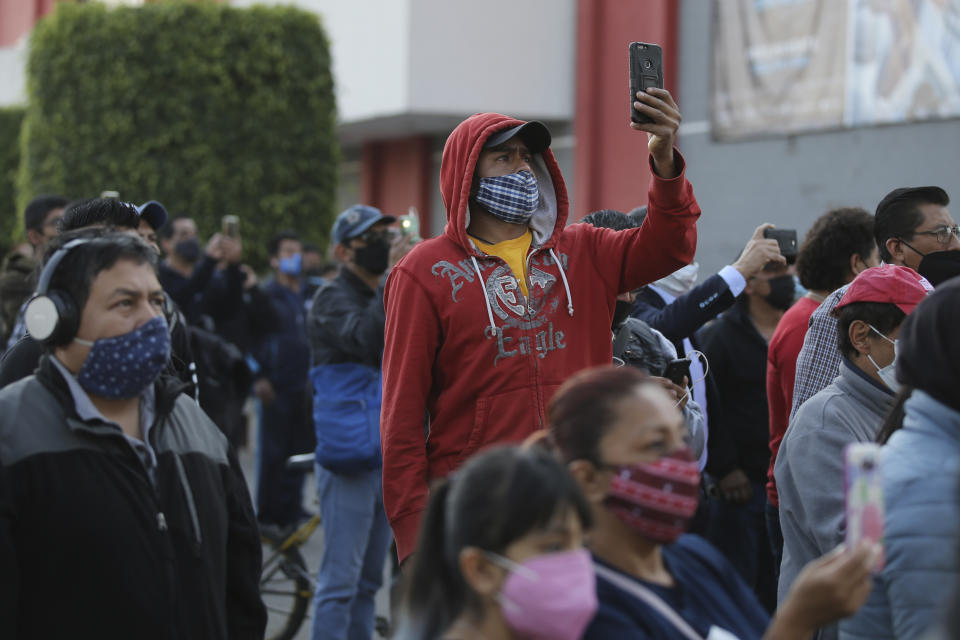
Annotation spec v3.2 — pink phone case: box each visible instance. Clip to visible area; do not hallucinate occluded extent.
[844,442,885,571]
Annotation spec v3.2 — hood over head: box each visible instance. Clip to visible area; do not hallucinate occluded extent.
[440,113,568,253]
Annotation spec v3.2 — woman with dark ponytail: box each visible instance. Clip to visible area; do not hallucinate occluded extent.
[396,445,595,640]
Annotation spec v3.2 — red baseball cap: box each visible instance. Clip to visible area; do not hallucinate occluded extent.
[834,265,933,316]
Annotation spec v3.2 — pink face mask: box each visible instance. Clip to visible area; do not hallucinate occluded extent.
[604,447,701,544]
[486,548,598,640]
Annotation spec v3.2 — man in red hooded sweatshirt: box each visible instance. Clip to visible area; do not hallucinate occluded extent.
[382,88,701,562]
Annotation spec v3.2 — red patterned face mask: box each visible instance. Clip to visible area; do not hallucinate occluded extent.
[603,448,701,544]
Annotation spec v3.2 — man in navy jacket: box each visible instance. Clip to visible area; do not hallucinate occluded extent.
[632,222,785,469]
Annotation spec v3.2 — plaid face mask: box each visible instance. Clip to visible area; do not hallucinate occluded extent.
[475,170,541,225]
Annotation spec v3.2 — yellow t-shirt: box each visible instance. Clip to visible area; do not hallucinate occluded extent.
[470,230,533,298]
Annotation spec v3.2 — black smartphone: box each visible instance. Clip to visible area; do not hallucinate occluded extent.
[629,42,664,124]
[763,228,798,262]
[663,358,691,387]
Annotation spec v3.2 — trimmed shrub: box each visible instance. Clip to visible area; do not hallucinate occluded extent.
[18,1,338,266]
[0,106,25,253]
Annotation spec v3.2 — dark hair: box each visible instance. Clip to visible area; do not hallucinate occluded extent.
[42,229,159,330]
[628,206,648,225]
[58,198,139,233]
[581,209,638,231]
[796,207,875,292]
[836,302,905,359]
[157,214,193,241]
[24,194,69,232]
[268,229,301,257]
[302,242,323,255]
[402,446,592,639]
[550,366,649,465]
[874,186,949,262]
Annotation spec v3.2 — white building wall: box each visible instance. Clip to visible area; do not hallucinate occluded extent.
[233,0,576,133]
[406,0,576,121]
[0,38,28,106]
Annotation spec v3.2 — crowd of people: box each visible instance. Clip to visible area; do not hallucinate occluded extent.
[0,84,958,640]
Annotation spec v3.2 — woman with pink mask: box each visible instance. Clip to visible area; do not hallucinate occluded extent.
[396,446,597,640]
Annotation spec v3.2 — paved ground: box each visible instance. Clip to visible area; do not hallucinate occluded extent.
[237,412,392,640]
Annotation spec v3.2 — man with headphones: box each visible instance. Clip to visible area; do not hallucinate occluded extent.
[0,230,265,639]
[0,198,199,397]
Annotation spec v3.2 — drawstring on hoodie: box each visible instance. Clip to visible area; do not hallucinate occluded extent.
[550,249,574,317]
[471,250,574,336]
[471,255,499,336]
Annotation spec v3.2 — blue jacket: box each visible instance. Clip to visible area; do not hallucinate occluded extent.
[840,391,960,640]
[308,267,385,472]
[257,279,309,394]
[585,535,770,639]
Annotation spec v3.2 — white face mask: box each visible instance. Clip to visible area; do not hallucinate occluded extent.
[654,262,699,297]
[866,324,900,392]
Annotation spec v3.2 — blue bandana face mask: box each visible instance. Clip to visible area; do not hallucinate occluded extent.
[75,316,171,399]
[279,252,302,277]
[475,170,541,225]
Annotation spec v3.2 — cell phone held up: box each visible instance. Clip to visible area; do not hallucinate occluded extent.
[221,215,240,239]
[663,358,691,388]
[763,228,798,263]
[629,42,664,124]
[844,443,885,572]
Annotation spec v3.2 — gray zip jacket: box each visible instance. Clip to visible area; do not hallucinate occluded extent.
[775,358,893,639]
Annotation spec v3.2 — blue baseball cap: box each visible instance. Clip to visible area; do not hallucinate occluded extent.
[332,205,397,245]
[133,200,168,230]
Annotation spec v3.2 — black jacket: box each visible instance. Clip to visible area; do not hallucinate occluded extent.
[0,356,265,640]
[697,301,772,483]
[309,266,386,369]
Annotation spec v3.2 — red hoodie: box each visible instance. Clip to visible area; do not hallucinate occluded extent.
[381,112,701,560]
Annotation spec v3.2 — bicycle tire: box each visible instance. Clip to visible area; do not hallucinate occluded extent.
[261,536,311,640]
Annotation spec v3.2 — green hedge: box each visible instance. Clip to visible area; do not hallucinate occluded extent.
[19,1,338,266]
[0,106,25,254]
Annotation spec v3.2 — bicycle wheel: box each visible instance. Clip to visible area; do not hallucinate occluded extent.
[261,535,312,640]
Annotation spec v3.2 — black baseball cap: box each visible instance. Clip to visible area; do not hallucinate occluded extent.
[484,121,552,154]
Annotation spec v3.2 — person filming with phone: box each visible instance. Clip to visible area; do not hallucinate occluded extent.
[381,73,701,568]
[157,214,243,326]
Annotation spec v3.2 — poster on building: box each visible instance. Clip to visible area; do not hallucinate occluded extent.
[712,0,960,140]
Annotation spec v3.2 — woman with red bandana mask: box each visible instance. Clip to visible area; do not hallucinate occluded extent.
[550,366,879,640]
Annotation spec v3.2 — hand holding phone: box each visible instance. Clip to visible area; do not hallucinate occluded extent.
[763,228,798,263]
[663,358,691,388]
[629,42,664,124]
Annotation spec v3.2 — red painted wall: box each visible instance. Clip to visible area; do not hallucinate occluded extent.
[359,135,434,238]
[0,0,54,47]
[572,0,678,221]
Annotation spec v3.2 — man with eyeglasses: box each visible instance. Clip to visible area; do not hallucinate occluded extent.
[875,186,960,283]
[790,186,950,422]
[306,204,413,640]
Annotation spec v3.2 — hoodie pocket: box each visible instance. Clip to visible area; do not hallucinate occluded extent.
[458,387,534,464]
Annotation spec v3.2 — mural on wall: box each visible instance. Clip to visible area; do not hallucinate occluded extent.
[712,0,960,139]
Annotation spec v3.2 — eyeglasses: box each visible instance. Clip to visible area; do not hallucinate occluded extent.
[911,225,960,245]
